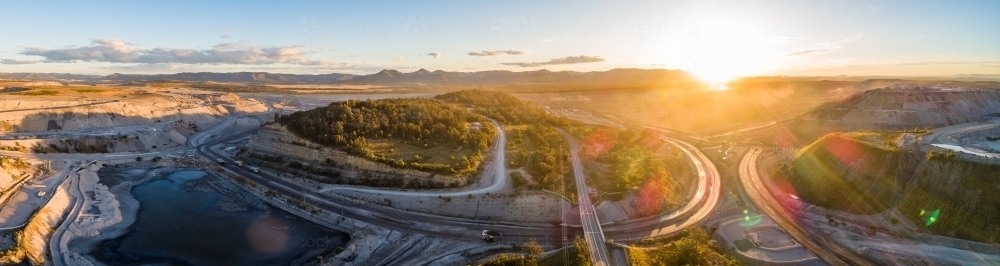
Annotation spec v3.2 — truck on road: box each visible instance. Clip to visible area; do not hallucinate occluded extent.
[216,159,226,165]
[482,230,502,242]
[236,160,244,167]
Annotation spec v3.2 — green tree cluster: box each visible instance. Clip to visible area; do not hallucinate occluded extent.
[481,239,544,266]
[277,98,497,174]
[629,229,740,266]
[508,125,570,191]
[435,90,581,129]
[593,129,681,207]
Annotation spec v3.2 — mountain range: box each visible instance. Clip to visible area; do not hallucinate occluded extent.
[1,68,699,88]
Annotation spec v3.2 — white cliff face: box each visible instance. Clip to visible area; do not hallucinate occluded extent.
[0,91,268,133]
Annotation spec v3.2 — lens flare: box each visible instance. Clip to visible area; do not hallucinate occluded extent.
[926,209,940,227]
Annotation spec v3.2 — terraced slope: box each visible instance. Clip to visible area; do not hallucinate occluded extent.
[803,86,1000,131]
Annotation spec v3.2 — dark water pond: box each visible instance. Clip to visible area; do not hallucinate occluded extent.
[92,170,348,266]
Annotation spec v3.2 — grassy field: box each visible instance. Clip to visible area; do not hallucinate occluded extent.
[72,88,108,93]
[14,89,59,96]
[368,139,477,166]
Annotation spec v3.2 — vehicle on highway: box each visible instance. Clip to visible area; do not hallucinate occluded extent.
[216,159,226,165]
[482,230,502,242]
[236,160,243,167]
[251,167,260,173]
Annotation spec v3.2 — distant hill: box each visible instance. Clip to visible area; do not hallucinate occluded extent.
[0,73,102,81]
[2,68,700,88]
[345,68,698,87]
[101,72,357,83]
[6,70,1000,88]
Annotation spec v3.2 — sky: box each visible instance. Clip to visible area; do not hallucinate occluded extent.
[1,0,999,82]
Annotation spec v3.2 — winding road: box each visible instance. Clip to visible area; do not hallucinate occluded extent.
[739,147,872,265]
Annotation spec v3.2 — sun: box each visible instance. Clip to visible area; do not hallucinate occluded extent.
[659,13,779,90]
[693,67,739,90]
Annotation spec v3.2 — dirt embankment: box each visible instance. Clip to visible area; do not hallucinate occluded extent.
[780,132,1000,243]
[0,170,72,265]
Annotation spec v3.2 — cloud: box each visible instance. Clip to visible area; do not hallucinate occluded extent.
[501,55,605,67]
[468,49,527,56]
[18,39,331,65]
[427,52,441,59]
[220,35,232,39]
[1,58,40,64]
[785,33,862,57]
[536,38,556,43]
[866,5,882,10]
[393,56,404,61]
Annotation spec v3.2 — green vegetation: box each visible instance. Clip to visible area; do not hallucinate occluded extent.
[15,89,58,96]
[73,88,107,93]
[436,90,589,197]
[783,131,1000,243]
[277,98,497,175]
[582,128,683,214]
[536,236,591,266]
[627,228,740,266]
[435,90,554,125]
[480,239,544,266]
[0,142,28,152]
[896,159,1000,243]
[30,137,116,154]
[0,157,31,171]
[435,90,590,134]
[780,133,899,214]
[505,125,575,198]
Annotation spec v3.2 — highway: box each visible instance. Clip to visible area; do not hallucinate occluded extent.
[560,129,611,266]
[738,148,872,266]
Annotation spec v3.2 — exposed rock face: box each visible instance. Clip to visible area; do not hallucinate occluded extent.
[802,87,1000,131]
[786,133,1000,243]
[0,92,268,133]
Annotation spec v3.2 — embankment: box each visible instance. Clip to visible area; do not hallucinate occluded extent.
[782,132,1000,243]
